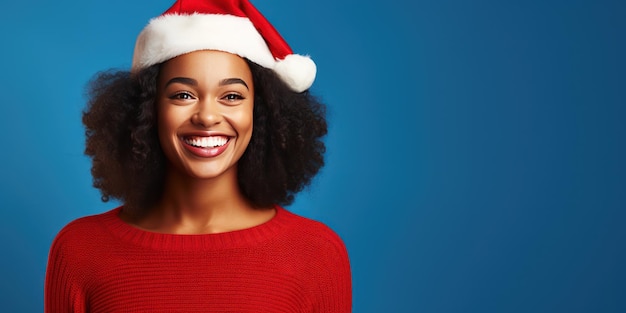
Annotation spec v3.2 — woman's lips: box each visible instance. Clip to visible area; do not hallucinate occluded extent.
[181,135,231,158]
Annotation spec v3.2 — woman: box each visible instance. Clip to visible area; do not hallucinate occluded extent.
[45,0,351,312]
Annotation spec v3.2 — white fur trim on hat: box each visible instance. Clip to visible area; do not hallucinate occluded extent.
[132,13,316,92]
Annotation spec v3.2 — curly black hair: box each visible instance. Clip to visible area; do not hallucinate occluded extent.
[83,60,327,216]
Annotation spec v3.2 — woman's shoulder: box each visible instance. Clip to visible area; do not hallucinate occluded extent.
[50,208,120,253]
[56,207,118,234]
[274,207,351,304]
[276,207,349,256]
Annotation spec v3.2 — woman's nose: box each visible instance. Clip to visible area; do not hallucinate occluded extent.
[191,99,222,128]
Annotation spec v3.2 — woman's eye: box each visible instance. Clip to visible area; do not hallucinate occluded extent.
[223,93,244,101]
[170,92,194,100]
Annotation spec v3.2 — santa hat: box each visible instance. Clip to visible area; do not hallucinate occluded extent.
[131,0,316,92]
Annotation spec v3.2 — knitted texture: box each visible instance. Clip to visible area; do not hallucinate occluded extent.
[45,206,351,312]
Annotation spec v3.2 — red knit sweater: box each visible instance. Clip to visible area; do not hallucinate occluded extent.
[45,206,351,312]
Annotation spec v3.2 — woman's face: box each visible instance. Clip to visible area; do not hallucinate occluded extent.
[156,50,254,180]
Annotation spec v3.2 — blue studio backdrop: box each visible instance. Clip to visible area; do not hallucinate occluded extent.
[1,0,625,312]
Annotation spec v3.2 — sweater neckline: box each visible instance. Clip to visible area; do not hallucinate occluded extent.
[100,205,292,251]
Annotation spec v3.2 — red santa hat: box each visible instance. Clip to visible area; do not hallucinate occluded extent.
[132,0,316,92]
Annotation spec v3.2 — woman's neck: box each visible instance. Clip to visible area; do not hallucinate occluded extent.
[122,167,275,234]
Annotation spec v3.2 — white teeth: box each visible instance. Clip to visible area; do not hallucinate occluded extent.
[184,136,228,148]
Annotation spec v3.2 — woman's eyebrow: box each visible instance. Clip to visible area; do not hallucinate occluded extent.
[165,77,198,87]
[219,78,249,90]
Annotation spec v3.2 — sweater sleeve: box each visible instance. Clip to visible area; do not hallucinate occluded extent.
[45,223,89,313]
[310,226,352,313]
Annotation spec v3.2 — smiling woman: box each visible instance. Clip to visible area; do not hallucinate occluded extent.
[44,0,351,312]
[156,51,254,182]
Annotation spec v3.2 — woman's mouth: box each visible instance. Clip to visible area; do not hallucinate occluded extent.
[181,135,231,158]
[183,135,229,148]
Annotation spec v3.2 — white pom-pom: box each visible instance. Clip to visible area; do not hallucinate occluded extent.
[274,54,317,92]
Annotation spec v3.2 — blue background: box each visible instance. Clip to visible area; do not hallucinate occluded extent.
[1,0,624,312]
